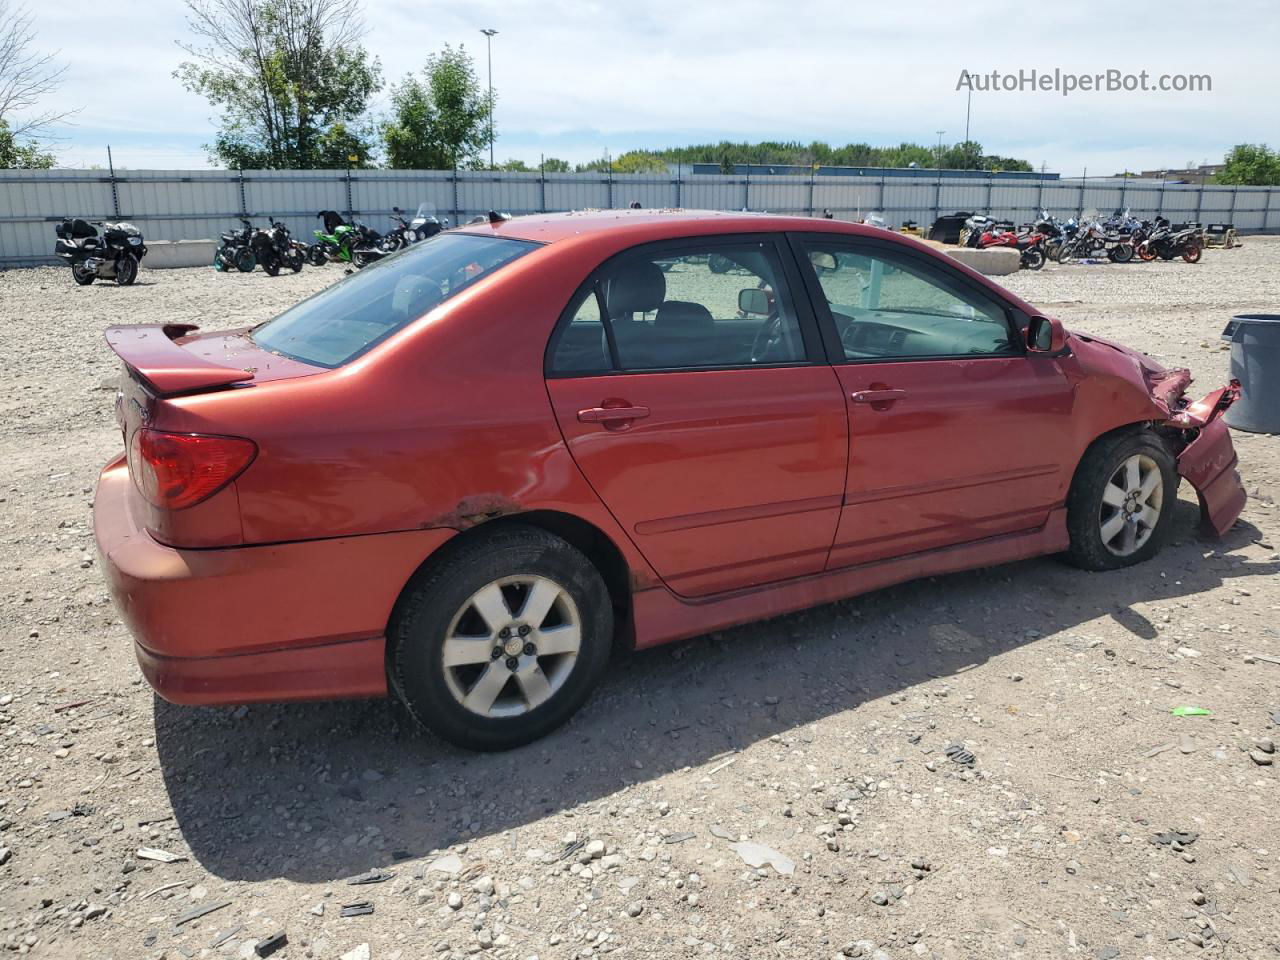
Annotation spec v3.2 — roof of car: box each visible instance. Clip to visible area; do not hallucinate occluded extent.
[453,208,877,244]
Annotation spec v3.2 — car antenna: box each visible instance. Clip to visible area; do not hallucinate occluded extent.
[487,210,509,224]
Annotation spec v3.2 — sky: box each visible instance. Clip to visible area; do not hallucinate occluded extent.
[16,0,1280,175]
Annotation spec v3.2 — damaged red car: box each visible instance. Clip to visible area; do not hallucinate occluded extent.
[94,211,1246,749]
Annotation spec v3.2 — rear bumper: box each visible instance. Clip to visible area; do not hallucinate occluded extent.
[93,456,455,705]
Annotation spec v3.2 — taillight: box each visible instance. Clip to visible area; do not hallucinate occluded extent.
[127,429,257,510]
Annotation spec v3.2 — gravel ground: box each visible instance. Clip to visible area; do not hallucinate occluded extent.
[1,242,1279,960]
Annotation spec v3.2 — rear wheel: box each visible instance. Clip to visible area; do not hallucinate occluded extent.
[390,525,613,751]
[1182,243,1202,263]
[1022,247,1046,270]
[1137,242,1157,261]
[1056,241,1075,263]
[306,244,328,266]
[261,251,281,276]
[1109,243,1134,263]
[1066,432,1177,571]
[115,254,138,286]
[71,263,95,285]
[234,248,256,273]
[287,248,304,272]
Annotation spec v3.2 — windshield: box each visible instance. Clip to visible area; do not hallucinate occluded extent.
[413,202,438,220]
[252,233,538,368]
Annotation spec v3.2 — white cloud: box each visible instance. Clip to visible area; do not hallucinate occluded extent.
[19,0,1280,172]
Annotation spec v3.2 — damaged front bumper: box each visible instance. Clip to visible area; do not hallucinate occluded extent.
[1165,381,1247,537]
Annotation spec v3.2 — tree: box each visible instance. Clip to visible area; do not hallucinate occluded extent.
[497,158,532,172]
[1216,144,1280,185]
[177,0,382,169]
[0,1,73,167]
[382,45,492,170]
[541,157,570,173]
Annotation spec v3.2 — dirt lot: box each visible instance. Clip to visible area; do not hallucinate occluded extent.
[1,242,1278,960]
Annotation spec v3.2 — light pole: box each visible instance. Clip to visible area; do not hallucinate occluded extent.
[964,88,971,144]
[480,28,498,169]
[935,130,945,168]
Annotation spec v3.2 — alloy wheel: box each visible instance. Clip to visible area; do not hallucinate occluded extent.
[1099,454,1164,557]
[440,575,582,719]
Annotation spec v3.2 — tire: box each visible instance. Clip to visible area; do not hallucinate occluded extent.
[1056,241,1075,263]
[115,255,138,286]
[71,263,95,285]
[1065,431,1178,571]
[287,248,304,272]
[1022,247,1046,270]
[261,251,281,276]
[1137,243,1157,262]
[234,248,256,273]
[1109,243,1134,263]
[1182,243,1202,264]
[306,244,328,266]
[390,525,613,751]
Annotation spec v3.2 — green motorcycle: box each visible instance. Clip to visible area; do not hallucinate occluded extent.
[307,210,380,268]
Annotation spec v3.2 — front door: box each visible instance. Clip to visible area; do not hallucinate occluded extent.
[545,237,848,597]
[791,235,1078,569]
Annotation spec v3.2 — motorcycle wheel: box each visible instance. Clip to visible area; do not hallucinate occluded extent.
[1043,240,1061,262]
[1109,243,1134,264]
[1022,248,1046,271]
[71,263,95,286]
[287,248,304,272]
[115,254,139,286]
[261,252,281,277]
[1182,244,1202,264]
[1137,243,1158,262]
[306,244,328,266]
[1056,242,1074,263]
[352,249,377,269]
[234,248,256,273]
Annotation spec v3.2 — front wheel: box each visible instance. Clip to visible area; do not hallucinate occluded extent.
[261,252,281,276]
[1066,432,1177,571]
[71,263,95,285]
[287,248,304,272]
[1182,243,1202,263]
[1137,242,1157,262]
[1109,243,1134,263]
[115,254,138,286]
[1056,241,1075,263]
[389,525,613,751]
[306,244,328,266]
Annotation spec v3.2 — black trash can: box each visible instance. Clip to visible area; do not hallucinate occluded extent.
[1221,314,1280,433]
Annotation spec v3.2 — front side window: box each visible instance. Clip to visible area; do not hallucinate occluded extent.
[549,240,807,374]
[253,233,538,368]
[800,241,1016,360]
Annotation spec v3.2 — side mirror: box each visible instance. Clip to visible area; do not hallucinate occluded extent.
[1026,315,1066,353]
[738,287,772,316]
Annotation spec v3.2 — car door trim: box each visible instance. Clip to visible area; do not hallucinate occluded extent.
[841,463,1059,506]
[633,493,845,536]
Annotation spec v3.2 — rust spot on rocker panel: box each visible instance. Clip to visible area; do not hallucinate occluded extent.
[424,493,522,531]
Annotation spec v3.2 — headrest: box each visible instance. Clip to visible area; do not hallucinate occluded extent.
[654,300,714,330]
[606,261,665,316]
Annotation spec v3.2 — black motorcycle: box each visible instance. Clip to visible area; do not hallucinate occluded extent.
[1136,217,1203,263]
[214,219,256,273]
[251,219,305,276]
[54,218,146,286]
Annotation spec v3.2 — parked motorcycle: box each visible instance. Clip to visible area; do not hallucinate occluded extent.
[53,217,146,286]
[214,219,256,273]
[308,210,381,267]
[251,219,304,276]
[377,203,448,254]
[1136,217,1203,263]
[1056,217,1134,263]
[977,224,1047,270]
[959,214,996,248]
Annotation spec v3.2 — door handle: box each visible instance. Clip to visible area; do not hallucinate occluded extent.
[850,389,907,404]
[577,404,650,424]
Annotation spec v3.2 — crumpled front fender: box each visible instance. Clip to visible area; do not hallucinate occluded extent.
[1171,382,1246,537]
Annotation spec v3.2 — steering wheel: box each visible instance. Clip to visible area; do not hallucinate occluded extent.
[750,315,783,364]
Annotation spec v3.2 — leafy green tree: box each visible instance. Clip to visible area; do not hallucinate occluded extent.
[0,119,53,167]
[541,157,571,173]
[497,158,532,172]
[1216,144,1280,185]
[591,139,1034,173]
[177,0,382,169]
[383,45,492,170]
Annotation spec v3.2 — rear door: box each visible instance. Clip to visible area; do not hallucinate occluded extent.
[789,234,1078,569]
[545,236,848,598]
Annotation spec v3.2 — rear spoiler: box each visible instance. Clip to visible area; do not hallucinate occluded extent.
[104,325,254,396]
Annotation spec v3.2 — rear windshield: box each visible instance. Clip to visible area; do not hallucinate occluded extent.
[252,233,539,367]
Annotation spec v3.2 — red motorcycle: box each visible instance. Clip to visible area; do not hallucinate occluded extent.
[978,225,1046,270]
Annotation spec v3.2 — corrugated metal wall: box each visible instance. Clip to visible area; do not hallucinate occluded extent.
[3,167,1277,264]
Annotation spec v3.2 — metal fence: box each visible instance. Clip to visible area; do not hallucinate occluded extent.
[2,166,1278,265]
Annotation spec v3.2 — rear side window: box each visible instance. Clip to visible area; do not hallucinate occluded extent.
[549,240,807,374]
[253,233,538,367]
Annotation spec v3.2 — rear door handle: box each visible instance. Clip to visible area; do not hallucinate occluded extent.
[850,389,907,404]
[577,405,650,423]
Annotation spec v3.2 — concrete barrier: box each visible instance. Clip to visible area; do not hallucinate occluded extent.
[143,240,217,270]
[943,247,1022,276]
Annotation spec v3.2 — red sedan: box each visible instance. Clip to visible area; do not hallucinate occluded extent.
[94,211,1245,749]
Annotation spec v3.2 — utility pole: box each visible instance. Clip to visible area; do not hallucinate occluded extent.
[964,88,971,143]
[935,130,945,168]
[480,28,498,169]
